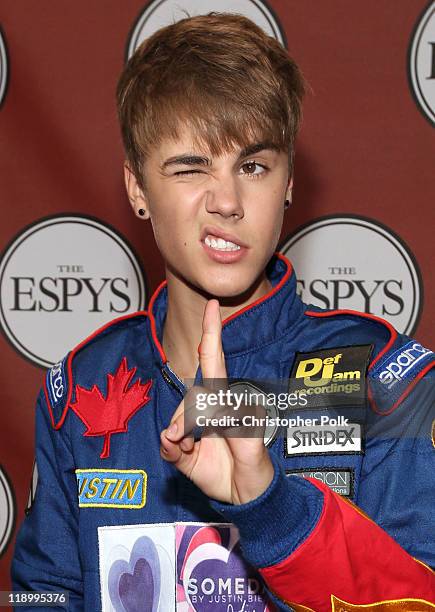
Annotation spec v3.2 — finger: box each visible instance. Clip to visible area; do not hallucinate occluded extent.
[160,430,198,475]
[199,299,227,382]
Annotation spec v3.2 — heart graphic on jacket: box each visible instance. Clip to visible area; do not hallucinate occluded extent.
[108,536,160,611]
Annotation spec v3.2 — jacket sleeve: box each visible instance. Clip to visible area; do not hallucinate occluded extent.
[11,390,83,611]
[211,381,435,611]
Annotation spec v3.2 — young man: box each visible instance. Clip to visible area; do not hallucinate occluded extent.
[12,13,434,611]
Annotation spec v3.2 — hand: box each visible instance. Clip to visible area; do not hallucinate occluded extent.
[160,299,274,505]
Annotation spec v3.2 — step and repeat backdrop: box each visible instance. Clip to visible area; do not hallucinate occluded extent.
[0,0,434,590]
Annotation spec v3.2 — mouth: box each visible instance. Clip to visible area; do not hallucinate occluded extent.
[200,226,248,251]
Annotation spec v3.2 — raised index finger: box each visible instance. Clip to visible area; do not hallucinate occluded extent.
[199,299,227,381]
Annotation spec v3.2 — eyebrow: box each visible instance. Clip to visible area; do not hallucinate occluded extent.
[161,141,278,170]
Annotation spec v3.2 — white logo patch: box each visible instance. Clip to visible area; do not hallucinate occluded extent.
[0,216,146,367]
[126,0,285,59]
[280,215,423,335]
[0,466,15,556]
[408,3,435,125]
[285,423,362,456]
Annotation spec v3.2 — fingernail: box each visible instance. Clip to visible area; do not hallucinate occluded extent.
[167,423,178,438]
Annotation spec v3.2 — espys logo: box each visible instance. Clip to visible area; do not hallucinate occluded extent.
[0,466,15,557]
[280,216,423,335]
[0,27,8,106]
[0,215,146,368]
[408,2,435,125]
[126,0,285,58]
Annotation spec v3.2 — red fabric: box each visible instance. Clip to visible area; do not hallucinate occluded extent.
[305,309,398,370]
[260,478,435,611]
[70,357,152,458]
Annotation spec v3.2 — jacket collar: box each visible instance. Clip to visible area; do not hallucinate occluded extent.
[147,253,304,363]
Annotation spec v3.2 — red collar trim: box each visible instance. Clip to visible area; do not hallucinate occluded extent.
[44,310,149,430]
[222,253,292,326]
[147,252,293,364]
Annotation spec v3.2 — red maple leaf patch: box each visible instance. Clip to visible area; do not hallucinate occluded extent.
[70,357,152,459]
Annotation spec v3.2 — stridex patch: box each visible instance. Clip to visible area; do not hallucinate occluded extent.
[286,468,354,497]
[284,422,363,457]
[76,469,147,508]
[370,341,434,410]
[288,345,372,409]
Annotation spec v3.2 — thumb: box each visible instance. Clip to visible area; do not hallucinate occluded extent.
[199,299,227,382]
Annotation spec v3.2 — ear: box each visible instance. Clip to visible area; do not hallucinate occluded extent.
[285,176,294,204]
[123,163,150,220]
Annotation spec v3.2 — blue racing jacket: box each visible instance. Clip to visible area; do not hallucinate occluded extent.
[11,254,435,611]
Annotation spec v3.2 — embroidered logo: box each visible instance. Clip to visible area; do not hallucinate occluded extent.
[76,469,147,508]
[288,345,372,409]
[286,468,354,497]
[70,358,152,458]
[284,423,362,457]
[374,341,433,390]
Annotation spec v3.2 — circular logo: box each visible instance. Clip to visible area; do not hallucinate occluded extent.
[229,380,279,448]
[0,466,15,558]
[408,2,435,125]
[280,215,423,336]
[0,27,8,106]
[127,0,285,59]
[0,215,147,368]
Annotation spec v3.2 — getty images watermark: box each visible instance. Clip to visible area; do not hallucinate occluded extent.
[181,375,433,444]
[182,380,352,441]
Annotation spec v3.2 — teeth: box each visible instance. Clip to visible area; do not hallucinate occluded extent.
[205,234,241,251]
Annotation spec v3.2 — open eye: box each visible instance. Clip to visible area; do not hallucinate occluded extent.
[240,161,267,177]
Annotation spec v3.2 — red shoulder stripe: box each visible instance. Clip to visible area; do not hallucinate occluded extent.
[260,478,435,610]
[305,309,398,370]
[43,311,148,429]
[369,360,435,416]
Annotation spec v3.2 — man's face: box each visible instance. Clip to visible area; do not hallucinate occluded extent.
[126,125,292,298]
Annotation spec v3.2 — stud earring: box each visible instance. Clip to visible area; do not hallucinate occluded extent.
[284,199,291,210]
[138,209,146,217]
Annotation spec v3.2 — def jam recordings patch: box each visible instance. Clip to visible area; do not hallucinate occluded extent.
[288,345,372,409]
[286,468,354,497]
[284,421,363,457]
[370,341,434,412]
[76,469,147,508]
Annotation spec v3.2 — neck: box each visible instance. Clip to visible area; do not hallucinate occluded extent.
[162,267,272,381]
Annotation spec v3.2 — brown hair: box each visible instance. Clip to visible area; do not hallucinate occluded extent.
[117,12,305,187]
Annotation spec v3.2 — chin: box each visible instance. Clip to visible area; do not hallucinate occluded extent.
[198,269,260,301]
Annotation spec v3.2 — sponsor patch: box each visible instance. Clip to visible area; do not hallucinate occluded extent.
[76,469,147,508]
[284,422,362,457]
[98,523,272,611]
[288,345,372,409]
[46,357,67,410]
[286,468,354,497]
[370,341,434,408]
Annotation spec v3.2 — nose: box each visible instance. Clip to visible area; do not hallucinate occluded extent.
[205,176,244,219]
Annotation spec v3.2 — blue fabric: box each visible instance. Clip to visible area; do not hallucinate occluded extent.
[11,254,434,610]
[210,451,324,568]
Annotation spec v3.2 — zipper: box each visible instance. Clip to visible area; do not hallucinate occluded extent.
[161,364,186,396]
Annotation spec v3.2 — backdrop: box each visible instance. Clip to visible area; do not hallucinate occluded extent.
[0,0,434,591]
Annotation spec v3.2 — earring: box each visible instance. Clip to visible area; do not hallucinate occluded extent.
[284,199,291,210]
[138,209,146,217]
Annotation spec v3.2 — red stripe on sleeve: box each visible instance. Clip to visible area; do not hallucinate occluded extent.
[260,478,435,611]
